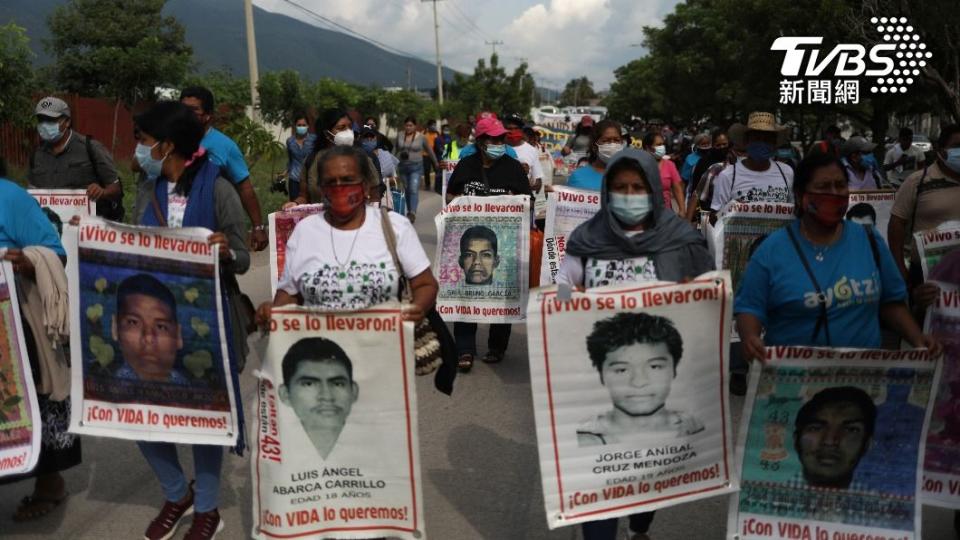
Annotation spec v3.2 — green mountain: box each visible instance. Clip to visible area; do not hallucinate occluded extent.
[0,0,457,88]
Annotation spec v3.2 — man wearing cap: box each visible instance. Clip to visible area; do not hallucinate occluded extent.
[28,96,122,213]
[561,116,594,156]
[841,136,884,191]
[681,133,712,184]
[445,117,531,373]
[503,113,544,193]
[710,112,794,212]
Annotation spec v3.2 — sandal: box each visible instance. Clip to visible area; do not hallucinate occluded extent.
[457,353,474,373]
[483,350,505,364]
[12,492,68,522]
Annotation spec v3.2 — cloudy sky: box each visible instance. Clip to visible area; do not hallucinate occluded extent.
[255,0,684,90]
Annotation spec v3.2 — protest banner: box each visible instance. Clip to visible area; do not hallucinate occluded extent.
[268,204,324,296]
[439,159,457,202]
[528,273,737,528]
[707,201,795,291]
[914,220,960,281]
[28,189,92,233]
[729,347,940,540]
[848,190,895,242]
[251,306,424,540]
[64,217,239,445]
[922,281,960,508]
[435,195,530,323]
[0,261,41,478]
[539,187,602,286]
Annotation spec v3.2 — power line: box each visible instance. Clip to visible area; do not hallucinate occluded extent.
[449,0,493,40]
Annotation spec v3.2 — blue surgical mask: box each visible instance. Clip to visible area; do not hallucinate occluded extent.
[295,125,308,136]
[776,148,794,159]
[608,193,653,226]
[861,153,878,169]
[135,142,165,180]
[944,148,960,174]
[360,140,378,153]
[37,121,62,143]
[484,144,506,160]
[653,145,667,159]
[746,141,774,162]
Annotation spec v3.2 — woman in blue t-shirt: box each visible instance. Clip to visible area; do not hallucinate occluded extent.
[566,120,624,191]
[735,153,940,361]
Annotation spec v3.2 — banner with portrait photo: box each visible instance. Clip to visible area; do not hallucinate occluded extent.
[922,281,960,508]
[251,306,424,540]
[28,189,92,236]
[539,187,602,286]
[847,190,895,242]
[915,220,960,281]
[527,272,737,529]
[434,195,530,323]
[707,201,795,292]
[0,260,42,478]
[268,204,324,296]
[728,347,940,540]
[65,217,239,445]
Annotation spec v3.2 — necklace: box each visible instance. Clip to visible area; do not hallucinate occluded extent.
[330,222,361,269]
[800,222,842,262]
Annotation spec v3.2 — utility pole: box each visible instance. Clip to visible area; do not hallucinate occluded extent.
[485,40,504,57]
[243,0,260,120]
[421,0,444,107]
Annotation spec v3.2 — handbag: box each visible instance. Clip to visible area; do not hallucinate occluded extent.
[379,208,457,393]
[390,177,407,215]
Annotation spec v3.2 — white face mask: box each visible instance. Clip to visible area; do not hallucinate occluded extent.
[597,142,625,162]
[333,129,355,147]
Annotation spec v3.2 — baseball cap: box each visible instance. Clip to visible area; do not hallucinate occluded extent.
[475,117,507,138]
[359,125,377,137]
[502,113,524,127]
[842,136,877,156]
[35,96,70,119]
[580,115,594,126]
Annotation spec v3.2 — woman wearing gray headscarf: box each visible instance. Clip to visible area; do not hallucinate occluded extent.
[555,147,714,540]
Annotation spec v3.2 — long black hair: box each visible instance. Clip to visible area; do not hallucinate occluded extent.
[134,101,208,196]
[314,108,351,151]
[588,119,622,165]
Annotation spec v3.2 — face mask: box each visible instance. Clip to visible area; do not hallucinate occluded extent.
[322,184,366,218]
[849,217,875,226]
[135,142,165,180]
[360,140,378,153]
[697,147,711,155]
[295,126,308,136]
[653,145,666,159]
[945,148,960,174]
[861,153,878,169]
[608,193,653,226]
[776,148,794,160]
[803,192,849,228]
[484,144,507,160]
[506,130,524,145]
[37,121,62,143]
[333,129,355,147]
[597,142,625,162]
[746,141,774,162]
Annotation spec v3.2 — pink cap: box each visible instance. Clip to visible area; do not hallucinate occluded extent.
[475,117,507,138]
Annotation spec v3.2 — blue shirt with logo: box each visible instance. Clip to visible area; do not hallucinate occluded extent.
[734,220,906,347]
[201,127,250,184]
[566,166,604,191]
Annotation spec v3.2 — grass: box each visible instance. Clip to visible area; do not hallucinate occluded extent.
[9,156,291,227]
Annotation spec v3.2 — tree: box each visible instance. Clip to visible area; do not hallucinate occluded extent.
[560,77,597,107]
[0,23,35,128]
[47,0,193,147]
[258,70,309,127]
[446,54,535,120]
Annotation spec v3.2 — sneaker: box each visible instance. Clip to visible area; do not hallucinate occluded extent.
[143,483,194,540]
[184,509,224,540]
[729,373,747,396]
[482,350,505,364]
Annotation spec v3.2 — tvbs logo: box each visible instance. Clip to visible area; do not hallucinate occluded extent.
[771,17,931,103]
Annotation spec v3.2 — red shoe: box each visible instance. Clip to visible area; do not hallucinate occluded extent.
[143,483,194,540]
[184,509,224,540]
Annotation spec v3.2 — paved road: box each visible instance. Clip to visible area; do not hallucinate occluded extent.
[2,189,955,539]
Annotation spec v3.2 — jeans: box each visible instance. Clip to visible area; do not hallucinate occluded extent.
[288,179,300,200]
[138,442,224,513]
[453,322,512,356]
[399,161,424,214]
[581,511,655,539]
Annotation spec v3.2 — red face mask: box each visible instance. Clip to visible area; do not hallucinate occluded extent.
[322,184,366,218]
[505,129,524,145]
[803,192,849,227]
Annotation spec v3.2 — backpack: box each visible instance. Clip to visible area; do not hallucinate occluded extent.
[30,134,125,222]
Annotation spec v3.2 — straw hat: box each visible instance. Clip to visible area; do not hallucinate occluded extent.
[745,112,789,145]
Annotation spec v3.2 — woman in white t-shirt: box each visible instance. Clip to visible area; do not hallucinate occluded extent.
[555,148,714,540]
[258,146,437,322]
